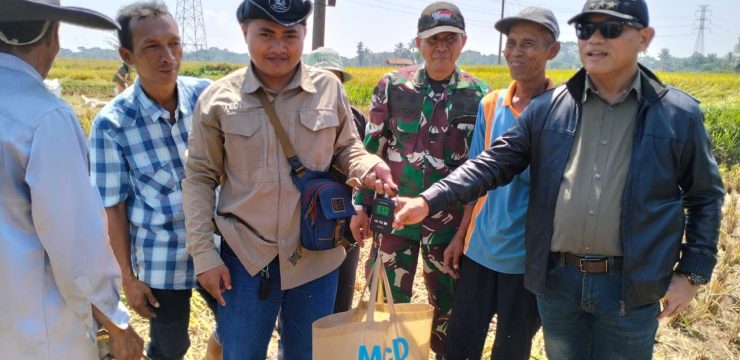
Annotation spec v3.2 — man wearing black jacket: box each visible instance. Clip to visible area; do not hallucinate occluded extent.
[394,1,724,359]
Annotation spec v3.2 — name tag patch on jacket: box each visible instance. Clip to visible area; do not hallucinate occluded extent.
[331,197,347,212]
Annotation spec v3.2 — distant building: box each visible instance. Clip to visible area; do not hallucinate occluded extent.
[386,57,414,66]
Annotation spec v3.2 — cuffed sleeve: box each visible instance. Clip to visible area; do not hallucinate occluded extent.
[674,106,724,279]
[183,95,224,275]
[25,108,129,338]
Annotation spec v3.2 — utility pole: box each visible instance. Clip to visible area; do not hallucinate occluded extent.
[313,0,337,50]
[175,0,208,57]
[694,5,710,55]
[312,0,326,50]
[497,0,505,64]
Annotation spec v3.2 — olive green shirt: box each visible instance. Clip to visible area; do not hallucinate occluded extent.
[551,74,641,256]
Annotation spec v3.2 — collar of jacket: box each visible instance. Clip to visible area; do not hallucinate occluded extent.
[242,61,318,95]
[410,65,475,91]
[565,63,669,106]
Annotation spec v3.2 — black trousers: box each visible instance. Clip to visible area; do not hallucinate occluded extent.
[445,255,541,360]
[333,244,360,313]
[147,288,217,360]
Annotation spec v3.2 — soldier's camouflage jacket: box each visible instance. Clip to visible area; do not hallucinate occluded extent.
[356,65,490,240]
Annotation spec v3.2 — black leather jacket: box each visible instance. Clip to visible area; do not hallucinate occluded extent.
[422,66,724,306]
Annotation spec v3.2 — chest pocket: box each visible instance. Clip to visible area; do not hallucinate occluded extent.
[388,89,424,155]
[445,90,480,166]
[296,108,339,171]
[132,162,182,212]
[220,111,267,177]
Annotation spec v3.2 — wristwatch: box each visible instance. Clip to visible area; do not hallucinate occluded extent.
[681,272,709,286]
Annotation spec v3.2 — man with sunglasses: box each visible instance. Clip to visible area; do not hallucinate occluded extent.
[393,0,724,358]
[349,2,490,356]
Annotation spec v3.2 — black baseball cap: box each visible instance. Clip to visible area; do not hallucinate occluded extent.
[417,1,465,39]
[567,0,649,27]
[236,0,312,26]
[495,6,560,40]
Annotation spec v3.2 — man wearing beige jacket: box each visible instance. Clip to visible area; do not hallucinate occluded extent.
[182,1,395,358]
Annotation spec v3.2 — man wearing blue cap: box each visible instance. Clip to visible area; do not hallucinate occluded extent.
[183,1,396,359]
[393,0,724,359]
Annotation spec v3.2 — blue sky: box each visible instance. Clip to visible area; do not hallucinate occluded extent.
[60,0,739,59]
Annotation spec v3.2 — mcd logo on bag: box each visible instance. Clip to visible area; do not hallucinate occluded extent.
[358,337,409,360]
[313,255,433,360]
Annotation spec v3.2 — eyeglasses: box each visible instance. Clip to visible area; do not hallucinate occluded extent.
[575,20,644,40]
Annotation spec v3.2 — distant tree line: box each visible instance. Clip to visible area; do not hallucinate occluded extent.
[58,37,740,73]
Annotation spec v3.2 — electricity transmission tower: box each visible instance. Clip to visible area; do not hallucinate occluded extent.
[175,0,208,55]
[694,5,710,55]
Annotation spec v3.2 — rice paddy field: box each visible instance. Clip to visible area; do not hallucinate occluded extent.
[51,58,740,359]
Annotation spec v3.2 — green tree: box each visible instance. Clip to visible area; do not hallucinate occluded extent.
[356,41,366,67]
[658,48,673,71]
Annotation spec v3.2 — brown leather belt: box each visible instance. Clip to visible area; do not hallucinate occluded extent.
[555,252,623,273]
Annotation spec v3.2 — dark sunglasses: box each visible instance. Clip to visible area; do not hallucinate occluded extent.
[575,20,645,40]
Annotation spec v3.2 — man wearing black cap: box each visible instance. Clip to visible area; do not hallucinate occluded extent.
[183,1,396,359]
[393,0,724,359]
[0,0,144,359]
[349,2,490,357]
[444,7,559,360]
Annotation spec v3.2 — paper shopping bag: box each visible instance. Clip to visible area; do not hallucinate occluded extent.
[313,253,434,359]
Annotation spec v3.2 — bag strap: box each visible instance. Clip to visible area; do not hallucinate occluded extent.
[255,87,306,177]
[365,249,396,323]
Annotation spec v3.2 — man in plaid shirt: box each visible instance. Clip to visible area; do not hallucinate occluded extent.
[88,2,217,359]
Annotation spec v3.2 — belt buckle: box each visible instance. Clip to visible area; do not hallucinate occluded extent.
[578,257,607,273]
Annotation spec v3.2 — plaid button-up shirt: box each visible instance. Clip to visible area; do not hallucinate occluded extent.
[89,76,211,289]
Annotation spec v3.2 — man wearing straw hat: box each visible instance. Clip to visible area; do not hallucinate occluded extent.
[0,0,143,359]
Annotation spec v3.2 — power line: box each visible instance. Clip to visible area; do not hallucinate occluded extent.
[351,0,494,29]
[509,0,580,14]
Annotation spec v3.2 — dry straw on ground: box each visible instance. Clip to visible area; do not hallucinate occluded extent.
[126,167,740,360]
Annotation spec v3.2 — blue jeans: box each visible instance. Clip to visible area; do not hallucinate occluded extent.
[217,244,338,360]
[537,257,660,360]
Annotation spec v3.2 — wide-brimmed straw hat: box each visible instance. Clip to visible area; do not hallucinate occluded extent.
[0,0,119,30]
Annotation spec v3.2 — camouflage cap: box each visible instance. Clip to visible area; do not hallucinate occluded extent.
[236,0,312,26]
[304,47,353,83]
[417,1,465,39]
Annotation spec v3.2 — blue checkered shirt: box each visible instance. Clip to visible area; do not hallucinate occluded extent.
[89,76,211,289]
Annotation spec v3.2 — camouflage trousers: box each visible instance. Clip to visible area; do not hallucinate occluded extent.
[368,231,456,354]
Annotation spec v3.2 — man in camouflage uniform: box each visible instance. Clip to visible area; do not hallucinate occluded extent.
[349,2,489,356]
